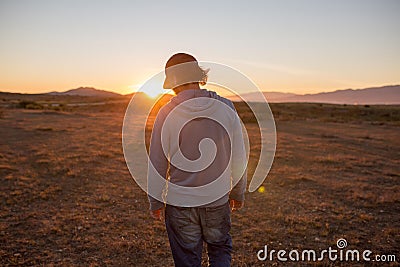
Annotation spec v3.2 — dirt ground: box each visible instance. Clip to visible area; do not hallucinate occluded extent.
[0,103,399,266]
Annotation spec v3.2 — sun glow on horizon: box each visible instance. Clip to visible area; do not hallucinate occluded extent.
[129,82,166,98]
[143,89,161,98]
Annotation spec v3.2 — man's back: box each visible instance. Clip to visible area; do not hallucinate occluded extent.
[148,88,247,209]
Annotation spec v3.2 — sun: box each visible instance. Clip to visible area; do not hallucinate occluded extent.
[129,83,164,98]
[143,87,163,98]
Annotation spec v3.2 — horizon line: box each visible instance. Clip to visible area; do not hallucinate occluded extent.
[0,83,399,96]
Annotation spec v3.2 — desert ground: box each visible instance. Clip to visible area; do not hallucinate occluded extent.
[0,96,399,266]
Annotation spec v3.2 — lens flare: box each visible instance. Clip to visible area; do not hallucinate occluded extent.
[257,186,265,193]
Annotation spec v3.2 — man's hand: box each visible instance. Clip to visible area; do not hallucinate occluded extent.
[229,199,244,212]
[150,208,165,221]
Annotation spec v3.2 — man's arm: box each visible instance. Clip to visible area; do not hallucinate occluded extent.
[147,110,169,212]
[229,106,247,204]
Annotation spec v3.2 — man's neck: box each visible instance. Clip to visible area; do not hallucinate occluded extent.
[173,83,200,94]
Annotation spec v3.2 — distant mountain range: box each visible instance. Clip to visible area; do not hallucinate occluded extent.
[226,85,400,104]
[47,87,122,98]
[1,85,399,104]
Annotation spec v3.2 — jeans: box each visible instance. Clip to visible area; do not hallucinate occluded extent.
[165,202,232,267]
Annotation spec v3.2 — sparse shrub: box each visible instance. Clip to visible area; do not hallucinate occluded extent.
[18,100,44,109]
[36,127,53,131]
[51,103,67,111]
[17,100,34,108]
[26,103,44,110]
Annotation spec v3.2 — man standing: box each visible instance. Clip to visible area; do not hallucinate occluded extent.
[147,53,247,267]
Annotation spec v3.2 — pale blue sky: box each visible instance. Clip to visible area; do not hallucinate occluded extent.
[0,0,399,94]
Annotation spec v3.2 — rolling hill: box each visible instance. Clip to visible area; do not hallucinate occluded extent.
[227,85,400,104]
[47,87,122,98]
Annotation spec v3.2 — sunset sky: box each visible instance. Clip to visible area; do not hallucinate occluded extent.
[0,0,399,95]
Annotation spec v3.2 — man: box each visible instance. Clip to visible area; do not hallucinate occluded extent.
[147,53,247,267]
